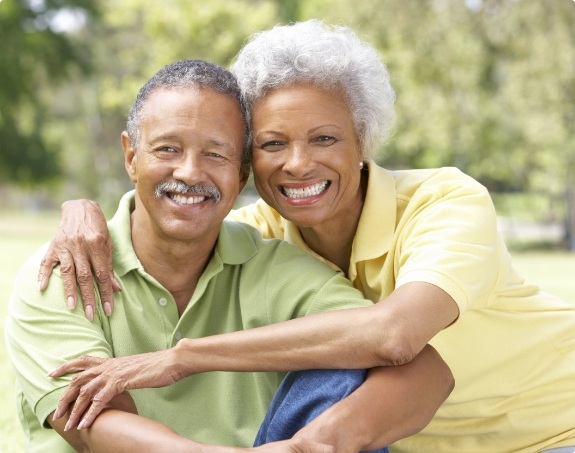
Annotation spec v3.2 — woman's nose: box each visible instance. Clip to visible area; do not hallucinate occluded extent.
[282,143,314,176]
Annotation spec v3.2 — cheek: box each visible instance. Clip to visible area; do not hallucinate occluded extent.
[252,153,273,184]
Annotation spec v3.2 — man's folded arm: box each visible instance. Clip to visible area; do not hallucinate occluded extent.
[48,392,210,453]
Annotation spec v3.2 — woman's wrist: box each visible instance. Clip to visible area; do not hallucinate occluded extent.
[294,399,371,453]
[172,337,205,376]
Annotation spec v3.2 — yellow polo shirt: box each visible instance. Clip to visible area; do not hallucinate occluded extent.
[229,161,575,453]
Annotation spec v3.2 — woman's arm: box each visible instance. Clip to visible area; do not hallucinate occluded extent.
[38,199,119,320]
[51,281,457,430]
[180,281,458,371]
[293,346,454,452]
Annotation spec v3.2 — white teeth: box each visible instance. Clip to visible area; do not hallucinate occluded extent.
[283,181,328,199]
[171,193,206,205]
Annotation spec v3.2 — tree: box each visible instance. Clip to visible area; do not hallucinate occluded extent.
[308,0,575,249]
[0,0,100,185]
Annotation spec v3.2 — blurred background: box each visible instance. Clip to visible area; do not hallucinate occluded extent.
[1,0,574,451]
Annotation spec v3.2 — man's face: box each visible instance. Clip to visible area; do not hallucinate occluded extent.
[123,86,247,245]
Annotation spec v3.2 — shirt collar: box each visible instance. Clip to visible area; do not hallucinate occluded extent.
[276,160,397,275]
[109,190,259,277]
[350,160,397,265]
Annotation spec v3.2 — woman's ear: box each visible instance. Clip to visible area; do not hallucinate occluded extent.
[121,131,138,183]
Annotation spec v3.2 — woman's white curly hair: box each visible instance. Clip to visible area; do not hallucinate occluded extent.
[231,19,396,159]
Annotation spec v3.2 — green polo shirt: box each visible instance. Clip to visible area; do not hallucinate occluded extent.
[5,191,372,452]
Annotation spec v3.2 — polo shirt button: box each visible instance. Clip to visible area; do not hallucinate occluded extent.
[158,297,168,307]
[174,331,182,341]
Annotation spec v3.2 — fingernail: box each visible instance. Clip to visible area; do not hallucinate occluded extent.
[77,419,86,430]
[85,305,94,321]
[104,302,112,317]
[64,421,71,431]
[66,297,76,310]
[38,280,42,291]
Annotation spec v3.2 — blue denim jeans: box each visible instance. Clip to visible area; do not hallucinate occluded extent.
[254,369,389,453]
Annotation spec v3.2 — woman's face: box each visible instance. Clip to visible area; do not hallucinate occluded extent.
[251,84,364,229]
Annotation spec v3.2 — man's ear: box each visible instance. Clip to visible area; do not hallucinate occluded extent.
[239,170,250,193]
[121,131,137,183]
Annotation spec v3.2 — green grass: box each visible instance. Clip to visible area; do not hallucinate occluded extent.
[0,210,574,452]
[509,251,574,303]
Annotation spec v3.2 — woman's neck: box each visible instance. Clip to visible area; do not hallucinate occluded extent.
[299,172,368,275]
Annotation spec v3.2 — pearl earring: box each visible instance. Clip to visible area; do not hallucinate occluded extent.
[359,161,364,169]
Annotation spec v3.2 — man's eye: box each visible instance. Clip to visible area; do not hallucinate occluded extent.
[158,146,177,153]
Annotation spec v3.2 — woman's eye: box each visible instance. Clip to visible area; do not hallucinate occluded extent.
[315,136,336,145]
[261,141,284,151]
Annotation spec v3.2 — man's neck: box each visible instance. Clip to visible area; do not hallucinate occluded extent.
[130,214,218,317]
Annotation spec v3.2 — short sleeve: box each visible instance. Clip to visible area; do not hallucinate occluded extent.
[395,172,501,315]
[5,245,112,426]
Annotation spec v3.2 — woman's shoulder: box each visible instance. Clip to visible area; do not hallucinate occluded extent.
[386,166,488,200]
[227,198,286,240]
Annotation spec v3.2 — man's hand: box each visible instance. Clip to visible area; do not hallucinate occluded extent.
[38,199,119,320]
[50,350,186,430]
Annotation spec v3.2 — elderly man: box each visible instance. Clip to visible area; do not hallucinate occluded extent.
[6,59,378,452]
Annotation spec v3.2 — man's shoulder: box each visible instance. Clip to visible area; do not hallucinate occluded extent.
[13,242,52,284]
[220,220,338,278]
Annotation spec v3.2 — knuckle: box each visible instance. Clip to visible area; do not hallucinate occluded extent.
[40,255,54,267]
[76,268,93,284]
[59,261,74,274]
[70,373,84,385]
[86,231,107,246]
[78,386,91,399]
[75,355,91,367]
[92,391,107,404]
[93,269,111,284]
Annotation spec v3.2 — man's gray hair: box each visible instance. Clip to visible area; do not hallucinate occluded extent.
[126,59,250,176]
[231,20,396,160]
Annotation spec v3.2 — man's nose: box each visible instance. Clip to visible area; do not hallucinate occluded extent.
[173,152,206,183]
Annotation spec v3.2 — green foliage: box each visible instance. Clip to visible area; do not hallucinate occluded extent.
[1,0,574,245]
[0,0,100,185]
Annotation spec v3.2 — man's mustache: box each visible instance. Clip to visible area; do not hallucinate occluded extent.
[154,181,221,203]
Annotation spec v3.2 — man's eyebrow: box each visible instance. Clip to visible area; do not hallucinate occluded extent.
[147,133,180,144]
[148,134,236,150]
[205,138,234,149]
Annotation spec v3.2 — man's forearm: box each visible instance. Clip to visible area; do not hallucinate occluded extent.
[51,408,244,453]
[49,392,235,453]
[293,345,454,452]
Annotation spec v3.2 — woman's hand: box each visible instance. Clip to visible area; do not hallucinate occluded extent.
[251,439,335,453]
[50,350,186,430]
[38,199,120,320]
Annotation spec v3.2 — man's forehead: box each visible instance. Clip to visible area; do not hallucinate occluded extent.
[139,87,245,149]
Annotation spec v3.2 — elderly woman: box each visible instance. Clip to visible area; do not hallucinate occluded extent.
[41,20,575,453]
